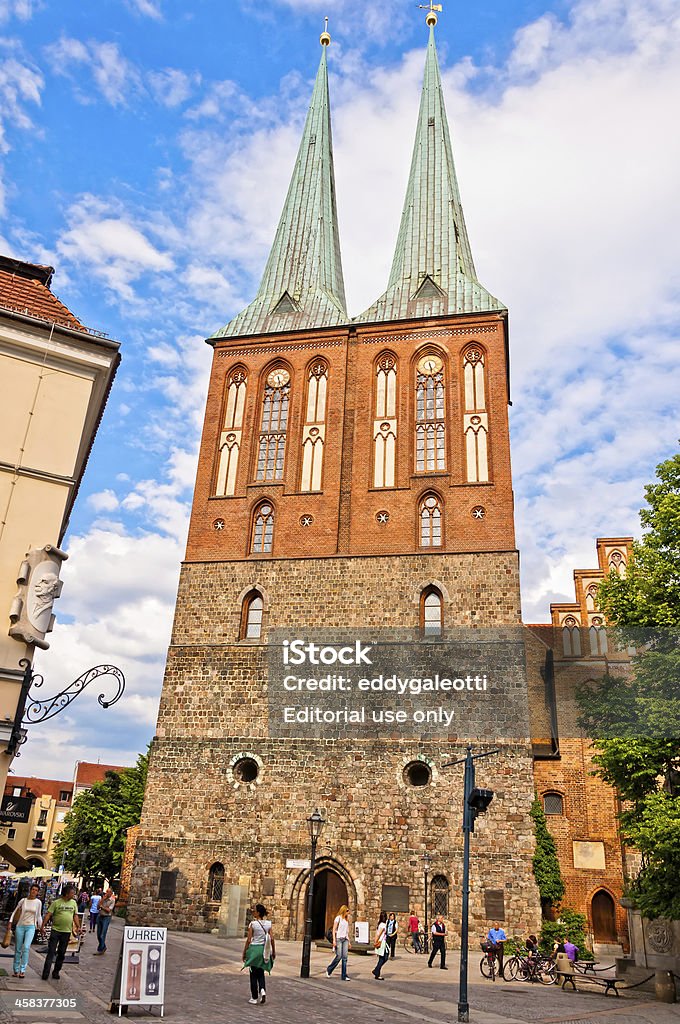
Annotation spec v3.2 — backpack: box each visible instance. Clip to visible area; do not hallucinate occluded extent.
[325,927,334,943]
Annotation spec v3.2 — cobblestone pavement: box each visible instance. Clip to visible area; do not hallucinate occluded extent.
[0,920,678,1024]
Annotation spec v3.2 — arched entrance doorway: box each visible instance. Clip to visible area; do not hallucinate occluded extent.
[312,869,348,939]
[591,889,617,943]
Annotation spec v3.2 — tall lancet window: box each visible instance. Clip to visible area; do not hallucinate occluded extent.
[300,361,328,492]
[251,502,275,554]
[215,368,247,496]
[415,353,446,473]
[463,346,489,483]
[419,493,443,547]
[373,353,398,487]
[256,367,290,481]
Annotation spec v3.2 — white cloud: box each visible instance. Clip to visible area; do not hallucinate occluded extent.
[148,68,198,107]
[0,45,43,212]
[126,0,162,18]
[88,489,120,513]
[0,0,39,23]
[45,36,142,107]
[56,195,175,300]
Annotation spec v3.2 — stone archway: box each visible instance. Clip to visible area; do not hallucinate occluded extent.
[591,889,617,943]
[288,856,357,941]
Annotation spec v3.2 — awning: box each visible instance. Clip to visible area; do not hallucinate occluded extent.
[0,844,31,871]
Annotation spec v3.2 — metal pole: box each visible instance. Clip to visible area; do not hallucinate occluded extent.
[300,836,318,978]
[458,746,474,1023]
[424,868,429,954]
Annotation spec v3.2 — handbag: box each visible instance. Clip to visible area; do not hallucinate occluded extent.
[2,925,12,948]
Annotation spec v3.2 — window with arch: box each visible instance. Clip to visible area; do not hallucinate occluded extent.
[419,494,442,547]
[300,361,328,491]
[543,792,564,816]
[241,590,264,640]
[585,584,598,612]
[207,862,225,903]
[215,367,247,496]
[415,352,446,473]
[256,367,290,481]
[562,616,581,656]
[431,875,449,917]
[373,353,398,487]
[251,502,275,554]
[462,346,489,482]
[589,617,608,656]
[608,550,626,576]
[421,586,443,636]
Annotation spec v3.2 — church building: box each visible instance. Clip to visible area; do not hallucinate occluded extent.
[128,12,548,939]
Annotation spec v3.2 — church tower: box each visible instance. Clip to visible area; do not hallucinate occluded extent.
[129,14,540,938]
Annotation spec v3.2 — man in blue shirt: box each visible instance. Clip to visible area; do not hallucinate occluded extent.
[487,922,507,977]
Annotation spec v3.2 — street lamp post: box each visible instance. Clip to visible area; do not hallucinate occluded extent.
[443,745,498,1023]
[300,809,325,978]
[422,852,432,954]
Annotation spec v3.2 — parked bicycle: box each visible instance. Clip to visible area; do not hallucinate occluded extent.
[504,952,556,985]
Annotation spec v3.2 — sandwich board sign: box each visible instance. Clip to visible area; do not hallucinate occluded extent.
[119,926,167,1016]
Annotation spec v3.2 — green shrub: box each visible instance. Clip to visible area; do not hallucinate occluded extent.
[539,908,593,960]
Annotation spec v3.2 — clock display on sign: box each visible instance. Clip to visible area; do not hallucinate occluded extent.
[417,355,443,376]
[267,368,290,388]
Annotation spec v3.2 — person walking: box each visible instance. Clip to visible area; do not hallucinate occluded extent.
[88,888,102,933]
[11,883,43,978]
[428,914,447,969]
[326,904,351,980]
[487,921,507,978]
[41,884,80,981]
[371,911,389,980]
[408,910,421,952]
[242,903,275,1005]
[93,889,116,955]
[77,890,89,914]
[386,913,398,959]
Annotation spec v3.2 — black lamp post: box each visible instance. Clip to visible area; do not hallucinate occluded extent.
[422,852,432,954]
[443,745,498,1023]
[300,809,325,978]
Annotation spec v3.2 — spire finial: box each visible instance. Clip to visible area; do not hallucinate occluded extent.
[419,2,442,27]
[320,16,331,46]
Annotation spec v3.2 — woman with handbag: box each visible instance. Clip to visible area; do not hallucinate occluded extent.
[386,913,398,959]
[8,883,43,978]
[242,904,275,1005]
[326,904,352,980]
[371,911,389,980]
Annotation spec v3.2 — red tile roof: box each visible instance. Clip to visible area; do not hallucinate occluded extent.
[0,254,88,333]
[4,776,72,804]
[74,762,128,789]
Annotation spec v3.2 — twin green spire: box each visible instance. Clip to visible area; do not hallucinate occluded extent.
[212,20,503,340]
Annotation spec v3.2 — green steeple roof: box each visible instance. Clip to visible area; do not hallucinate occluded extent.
[212,40,347,340]
[355,24,505,324]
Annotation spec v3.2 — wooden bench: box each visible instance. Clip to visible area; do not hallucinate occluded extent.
[556,954,622,996]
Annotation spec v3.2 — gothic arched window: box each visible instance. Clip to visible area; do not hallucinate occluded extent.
[374,353,398,487]
[251,502,275,554]
[207,862,224,903]
[215,367,247,496]
[256,367,290,481]
[241,591,264,640]
[431,875,449,917]
[421,586,443,636]
[462,346,489,482]
[419,494,442,548]
[301,361,328,492]
[585,584,598,612]
[543,792,564,815]
[590,617,608,656]
[415,353,446,473]
[608,550,626,576]
[562,616,581,656]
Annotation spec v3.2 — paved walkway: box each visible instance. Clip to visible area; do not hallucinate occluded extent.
[0,919,678,1024]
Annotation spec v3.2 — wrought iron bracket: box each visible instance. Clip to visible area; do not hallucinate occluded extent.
[5,658,125,756]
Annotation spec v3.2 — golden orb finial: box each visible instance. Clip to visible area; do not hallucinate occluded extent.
[320,15,331,46]
[419,3,443,27]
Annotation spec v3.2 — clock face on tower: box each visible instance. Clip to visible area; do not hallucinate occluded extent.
[267,368,290,388]
[417,354,443,376]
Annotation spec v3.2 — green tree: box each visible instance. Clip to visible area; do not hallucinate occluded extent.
[530,797,565,914]
[576,449,680,919]
[53,751,148,881]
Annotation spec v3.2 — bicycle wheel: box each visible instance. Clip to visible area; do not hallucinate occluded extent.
[538,960,557,985]
[480,955,493,979]
[403,935,417,954]
[503,956,520,981]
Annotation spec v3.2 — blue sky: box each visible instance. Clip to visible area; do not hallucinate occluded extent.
[1,0,678,778]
